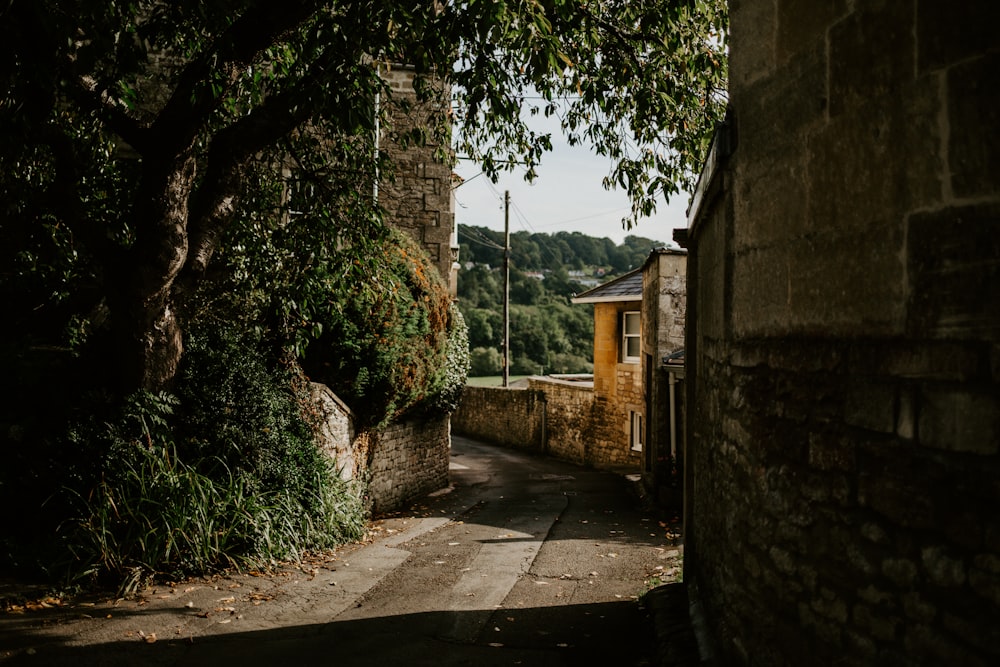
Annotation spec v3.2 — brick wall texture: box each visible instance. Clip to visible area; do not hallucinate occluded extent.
[685,2,1000,666]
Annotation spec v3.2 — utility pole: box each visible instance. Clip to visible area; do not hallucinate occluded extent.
[502,190,510,388]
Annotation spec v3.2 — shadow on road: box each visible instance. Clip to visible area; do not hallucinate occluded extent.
[1,598,655,667]
[2,437,679,667]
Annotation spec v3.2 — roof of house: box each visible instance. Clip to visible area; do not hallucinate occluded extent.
[570,267,643,304]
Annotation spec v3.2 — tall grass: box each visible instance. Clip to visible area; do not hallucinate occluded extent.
[58,323,370,595]
[66,443,365,596]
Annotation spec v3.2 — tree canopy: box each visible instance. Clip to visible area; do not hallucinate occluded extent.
[0,0,726,585]
[0,0,726,394]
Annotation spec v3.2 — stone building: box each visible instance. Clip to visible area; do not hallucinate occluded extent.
[569,248,688,478]
[378,65,459,296]
[454,248,689,473]
[681,1,999,665]
[641,248,687,506]
[572,268,647,467]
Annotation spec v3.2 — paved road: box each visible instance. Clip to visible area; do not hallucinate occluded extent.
[1,437,682,666]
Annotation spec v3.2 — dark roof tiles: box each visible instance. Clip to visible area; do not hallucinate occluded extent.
[571,268,643,303]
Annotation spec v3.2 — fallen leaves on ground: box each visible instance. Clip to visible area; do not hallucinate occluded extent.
[4,596,67,613]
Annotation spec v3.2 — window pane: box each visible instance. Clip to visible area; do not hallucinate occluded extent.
[630,411,643,451]
[624,312,640,334]
[626,336,641,358]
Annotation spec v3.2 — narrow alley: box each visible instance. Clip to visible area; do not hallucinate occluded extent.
[1,437,685,666]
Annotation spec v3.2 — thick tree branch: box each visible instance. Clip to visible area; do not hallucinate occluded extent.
[68,72,149,152]
[151,0,325,151]
[181,76,329,283]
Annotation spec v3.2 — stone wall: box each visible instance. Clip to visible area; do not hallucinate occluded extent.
[452,378,645,470]
[312,66,453,515]
[527,377,594,466]
[311,383,361,481]
[365,414,451,515]
[450,385,546,454]
[684,2,1000,666]
[643,249,687,356]
[533,375,644,469]
[642,249,688,498]
[312,383,450,515]
[379,66,458,295]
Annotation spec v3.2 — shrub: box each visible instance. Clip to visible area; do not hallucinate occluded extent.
[469,346,503,376]
[175,324,329,516]
[425,304,470,414]
[61,324,368,593]
[67,438,364,595]
[511,354,543,376]
[303,229,455,428]
[547,353,594,374]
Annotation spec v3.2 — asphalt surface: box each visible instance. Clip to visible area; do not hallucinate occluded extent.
[0,436,687,666]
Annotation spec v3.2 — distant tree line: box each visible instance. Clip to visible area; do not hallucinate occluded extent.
[458,225,666,273]
[456,225,668,376]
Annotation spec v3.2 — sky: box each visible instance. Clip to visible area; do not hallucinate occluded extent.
[451,125,691,247]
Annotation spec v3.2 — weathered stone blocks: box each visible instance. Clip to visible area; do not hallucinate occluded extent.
[451,385,545,454]
[947,51,1000,198]
[365,415,451,514]
[907,203,1000,341]
[828,0,916,118]
[311,382,450,514]
[453,378,644,471]
[775,0,848,65]
[918,386,1000,455]
[917,0,996,72]
[686,4,1000,661]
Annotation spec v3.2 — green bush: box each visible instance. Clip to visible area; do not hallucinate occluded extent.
[175,324,329,515]
[425,304,470,414]
[61,325,368,593]
[303,229,456,428]
[469,346,503,376]
[547,353,594,375]
[511,355,543,376]
[67,438,364,595]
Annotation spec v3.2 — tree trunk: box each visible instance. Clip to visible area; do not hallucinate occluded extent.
[110,150,196,393]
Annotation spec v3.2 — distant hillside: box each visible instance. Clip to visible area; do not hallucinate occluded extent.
[456,225,670,377]
[458,225,668,274]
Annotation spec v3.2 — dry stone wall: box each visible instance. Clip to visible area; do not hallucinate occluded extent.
[527,377,594,465]
[311,383,450,514]
[450,385,545,454]
[452,379,643,470]
[685,2,1000,666]
[365,414,451,515]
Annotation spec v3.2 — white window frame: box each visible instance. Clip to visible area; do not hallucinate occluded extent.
[622,311,641,364]
[630,410,643,452]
